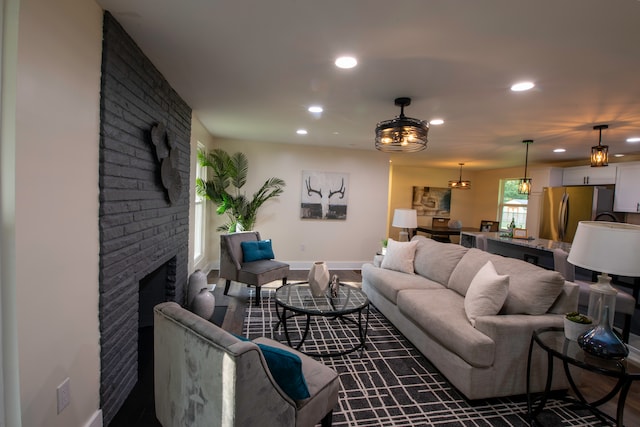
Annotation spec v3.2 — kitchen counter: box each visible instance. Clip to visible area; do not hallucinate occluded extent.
[460,231,570,270]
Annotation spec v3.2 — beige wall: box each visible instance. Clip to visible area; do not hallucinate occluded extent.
[196,136,390,270]
[389,165,476,240]
[15,0,103,426]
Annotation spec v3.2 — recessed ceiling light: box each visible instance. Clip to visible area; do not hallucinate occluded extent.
[296,129,308,135]
[510,81,535,92]
[614,154,625,157]
[335,56,357,69]
[308,105,323,113]
[429,119,444,125]
[627,137,640,143]
[553,148,566,153]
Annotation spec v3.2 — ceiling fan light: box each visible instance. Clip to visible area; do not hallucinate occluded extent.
[375,97,429,153]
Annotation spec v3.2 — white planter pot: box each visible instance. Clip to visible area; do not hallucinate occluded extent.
[563,317,593,341]
[308,261,330,297]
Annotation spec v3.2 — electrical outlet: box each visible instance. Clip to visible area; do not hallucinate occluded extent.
[300,244,305,252]
[57,377,71,414]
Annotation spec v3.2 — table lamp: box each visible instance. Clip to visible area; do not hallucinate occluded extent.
[567,221,640,358]
[392,209,417,242]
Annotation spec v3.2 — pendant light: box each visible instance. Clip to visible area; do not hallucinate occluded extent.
[448,163,471,189]
[517,140,533,195]
[591,124,609,167]
[375,97,429,152]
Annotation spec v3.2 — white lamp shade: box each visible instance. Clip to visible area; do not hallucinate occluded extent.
[392,209,418,229]
[567,221,640,277]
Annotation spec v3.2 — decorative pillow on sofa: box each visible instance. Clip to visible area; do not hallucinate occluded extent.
[381,238,418,274]
[241,239,275,262]
[464,260,509,326]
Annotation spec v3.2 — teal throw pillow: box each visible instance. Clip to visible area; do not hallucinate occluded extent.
[241,239,275,262]
[257,343,310,401]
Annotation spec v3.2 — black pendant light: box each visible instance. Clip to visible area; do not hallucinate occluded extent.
[591,124,609,167]
[375,97,429,152]
[517,140,533,195]
[448,163,471,189]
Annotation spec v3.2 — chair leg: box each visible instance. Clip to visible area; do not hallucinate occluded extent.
[282,277,287,285]
[254,286,261,306]
[224,279,231,295]
[320,410,333,427]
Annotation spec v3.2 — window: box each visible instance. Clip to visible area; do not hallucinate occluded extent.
[498,179,528,230]
[194,142,206,262]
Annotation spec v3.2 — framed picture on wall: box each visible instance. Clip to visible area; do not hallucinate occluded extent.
[412,186,451,225]
[300,171,349,220]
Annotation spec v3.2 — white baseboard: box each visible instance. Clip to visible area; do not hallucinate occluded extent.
[208,260,369,271]
[287,261,368,270]
[83,409,102,427]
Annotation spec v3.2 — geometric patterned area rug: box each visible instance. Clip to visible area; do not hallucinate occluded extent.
[242,288,600,427]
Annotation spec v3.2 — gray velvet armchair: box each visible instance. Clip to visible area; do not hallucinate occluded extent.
[154,302,339,427]
[220,231,289,306]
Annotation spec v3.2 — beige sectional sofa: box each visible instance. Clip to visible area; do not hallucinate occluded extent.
[362,235,579,400]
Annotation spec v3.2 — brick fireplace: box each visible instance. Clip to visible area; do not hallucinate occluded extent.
[99,12,191,425]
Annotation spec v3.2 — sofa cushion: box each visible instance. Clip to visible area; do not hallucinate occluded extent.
[464,260,509,326]
[412,236,468,285]
[381,238,418,274]
[362,263,443,304]
[449,249,565,315]
[397,289,495,368]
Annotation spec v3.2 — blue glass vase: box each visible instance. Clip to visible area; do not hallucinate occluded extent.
[577,305,628,359]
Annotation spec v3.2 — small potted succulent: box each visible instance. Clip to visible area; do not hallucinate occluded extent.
[564,311,593,341]
[381,238,388,255]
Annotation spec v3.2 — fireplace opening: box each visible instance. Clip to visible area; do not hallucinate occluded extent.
[138,261,169,371]
[110,259,174,426]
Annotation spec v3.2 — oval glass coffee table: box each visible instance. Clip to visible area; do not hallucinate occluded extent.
[274,282,370,357]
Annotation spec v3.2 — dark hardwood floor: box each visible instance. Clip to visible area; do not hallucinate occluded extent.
[109,269,640,427]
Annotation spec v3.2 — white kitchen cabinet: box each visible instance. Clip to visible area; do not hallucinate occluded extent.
[614,163,640,212]
[562,165,617,186]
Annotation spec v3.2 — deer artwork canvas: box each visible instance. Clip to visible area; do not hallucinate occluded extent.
[301,171,349,220]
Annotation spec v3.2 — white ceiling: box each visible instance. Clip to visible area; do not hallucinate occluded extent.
[95,0,640,170]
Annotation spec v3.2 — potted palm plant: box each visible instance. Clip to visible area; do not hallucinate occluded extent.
[196,148,285,232]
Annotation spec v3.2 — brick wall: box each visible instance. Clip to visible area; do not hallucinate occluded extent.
[99,12,191,424]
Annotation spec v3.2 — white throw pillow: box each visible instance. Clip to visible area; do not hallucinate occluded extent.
[464,260,509,326]
[380,238,418,274]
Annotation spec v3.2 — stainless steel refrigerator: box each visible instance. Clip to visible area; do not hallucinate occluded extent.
[539,185,614,243]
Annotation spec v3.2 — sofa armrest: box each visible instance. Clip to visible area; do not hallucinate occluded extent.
[373,255,384,267]
[548,281,579,314]
[473,313,568,393]
[474,313,564,344]
[474,314,565,365]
